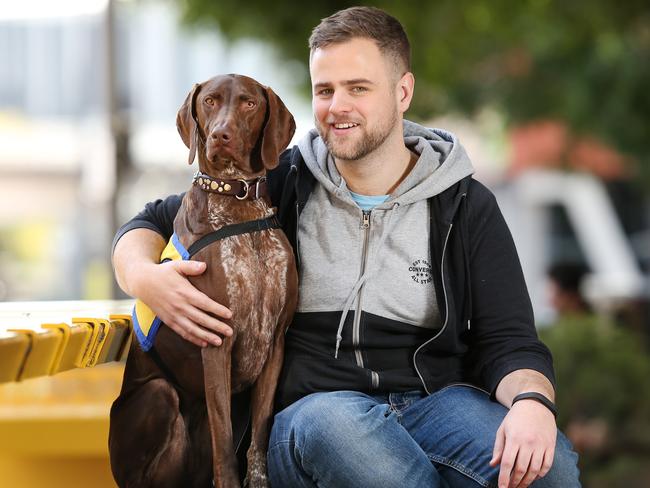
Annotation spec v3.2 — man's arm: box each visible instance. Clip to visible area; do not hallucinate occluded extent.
[113,228,233,347]
[464,181,558,488]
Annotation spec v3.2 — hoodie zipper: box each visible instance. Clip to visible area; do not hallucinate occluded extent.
[353,210,371,368]
[294,201,301,269]
[412,192,467,394]
[413,222,453,394]
[356,210,381,390]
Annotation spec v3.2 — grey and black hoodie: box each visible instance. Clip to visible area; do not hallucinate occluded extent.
[114,120,555,414]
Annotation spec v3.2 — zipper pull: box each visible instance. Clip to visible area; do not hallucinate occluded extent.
[361,210,370,229]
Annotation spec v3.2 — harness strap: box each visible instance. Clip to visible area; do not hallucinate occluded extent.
[186,215,280,258]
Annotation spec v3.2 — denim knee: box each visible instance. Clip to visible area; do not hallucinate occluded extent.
[270,391,375,448]
[272,392,362,441]
[268,391,441,488]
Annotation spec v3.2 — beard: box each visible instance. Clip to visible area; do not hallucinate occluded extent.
[317,104,399,161]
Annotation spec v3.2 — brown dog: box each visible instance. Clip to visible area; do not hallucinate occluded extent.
[109,74,298,488]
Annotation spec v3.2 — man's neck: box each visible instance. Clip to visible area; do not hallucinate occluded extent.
[334,131,417,196]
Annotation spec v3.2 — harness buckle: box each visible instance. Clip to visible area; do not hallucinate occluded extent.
[255,176,267,199]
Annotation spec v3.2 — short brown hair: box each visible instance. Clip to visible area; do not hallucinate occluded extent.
[309,6,411,76]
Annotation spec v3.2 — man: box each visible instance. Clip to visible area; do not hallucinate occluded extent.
[112,6,580,487]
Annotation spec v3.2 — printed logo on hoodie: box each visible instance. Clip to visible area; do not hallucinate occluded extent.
[409,259,433,284]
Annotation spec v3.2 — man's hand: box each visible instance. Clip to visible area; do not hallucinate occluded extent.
[134,260,233,347]
[490,399,557,487]
[492,369,557,487]
[113,228,233,348]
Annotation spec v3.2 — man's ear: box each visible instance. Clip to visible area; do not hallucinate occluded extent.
[176,83,203,165]
[397,72,415,114]
[257,86,296,170]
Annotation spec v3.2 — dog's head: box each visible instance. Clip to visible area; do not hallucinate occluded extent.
[176,74,296,179]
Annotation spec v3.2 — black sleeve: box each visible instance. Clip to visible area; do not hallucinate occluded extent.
[466,181,555,396]
[111,193,184,255]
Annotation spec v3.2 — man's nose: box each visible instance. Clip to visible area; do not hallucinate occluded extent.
[329,91,352,114]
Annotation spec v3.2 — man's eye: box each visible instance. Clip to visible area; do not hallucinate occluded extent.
[351,86,367,93]
[317,89,333,96]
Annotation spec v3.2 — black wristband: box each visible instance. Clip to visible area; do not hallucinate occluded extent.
[511,392,558,418]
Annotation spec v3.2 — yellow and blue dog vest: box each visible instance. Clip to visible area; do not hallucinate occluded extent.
[132,233,190,351]
[131,215,281,351]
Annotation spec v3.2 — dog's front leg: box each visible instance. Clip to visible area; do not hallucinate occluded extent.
[203,342,240,488]
[245,330,286,488]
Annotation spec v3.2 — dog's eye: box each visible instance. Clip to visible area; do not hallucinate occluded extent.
[246,100,256,108]
[204,97,215,106]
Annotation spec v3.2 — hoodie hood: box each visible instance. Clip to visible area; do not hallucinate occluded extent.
[297,119,475,207]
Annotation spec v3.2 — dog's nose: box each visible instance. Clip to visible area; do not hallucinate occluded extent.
[211,127,232,144]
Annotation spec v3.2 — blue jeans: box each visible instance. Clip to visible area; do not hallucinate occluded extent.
[267,386,580,487]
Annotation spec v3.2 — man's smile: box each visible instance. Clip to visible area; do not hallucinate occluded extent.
[329,122,361,136]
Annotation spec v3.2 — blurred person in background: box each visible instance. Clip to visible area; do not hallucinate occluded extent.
[111,6,581,488]
[547,263,592,318]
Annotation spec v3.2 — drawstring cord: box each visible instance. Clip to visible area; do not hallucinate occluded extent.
[334,203,399,359]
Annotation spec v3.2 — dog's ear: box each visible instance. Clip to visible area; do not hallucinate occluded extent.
[176,83,203,165]
[258,86,296,170]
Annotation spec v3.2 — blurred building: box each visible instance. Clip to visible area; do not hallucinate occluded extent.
[0,0,312,301]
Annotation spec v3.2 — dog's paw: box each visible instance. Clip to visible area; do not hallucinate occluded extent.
[245,450,269,488]
[243,472,269,488]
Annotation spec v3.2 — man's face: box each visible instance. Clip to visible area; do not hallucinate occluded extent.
[310,37,404,161]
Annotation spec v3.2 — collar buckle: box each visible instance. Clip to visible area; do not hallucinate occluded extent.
[236,179,251,200]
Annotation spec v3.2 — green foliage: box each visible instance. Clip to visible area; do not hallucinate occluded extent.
[539,316,650,486]
[175,0,650,181]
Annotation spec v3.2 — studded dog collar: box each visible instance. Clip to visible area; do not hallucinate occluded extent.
[192,171,269,200]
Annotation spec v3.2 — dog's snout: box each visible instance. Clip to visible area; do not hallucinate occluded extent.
[211,127,232,144]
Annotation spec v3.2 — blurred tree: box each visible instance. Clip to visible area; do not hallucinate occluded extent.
[177,0,650,180]
[540,316,650,486]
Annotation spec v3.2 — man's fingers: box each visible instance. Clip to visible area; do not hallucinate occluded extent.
[169,316,224,348]
[517,450,544,487]
[166,318,208,347]
[509,446,532,487]
[498,443,518,488]
[193,290,233,321]
[174,259,207,276]
[491,425,505,466]
[171,261,234,321]
[185,306,233,340]
[539,447,555,478]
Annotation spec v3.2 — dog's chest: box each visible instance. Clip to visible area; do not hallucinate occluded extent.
[213,230,291,387]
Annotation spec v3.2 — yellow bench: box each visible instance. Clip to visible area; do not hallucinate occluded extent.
[0,300,133,383]
[0,300,135,488]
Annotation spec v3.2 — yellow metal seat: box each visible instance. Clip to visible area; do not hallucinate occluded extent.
[42,322,94,374]
[0,300,134,383]
[6,328,64,381]
[0,332,30,383]
[98,315,132,364]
